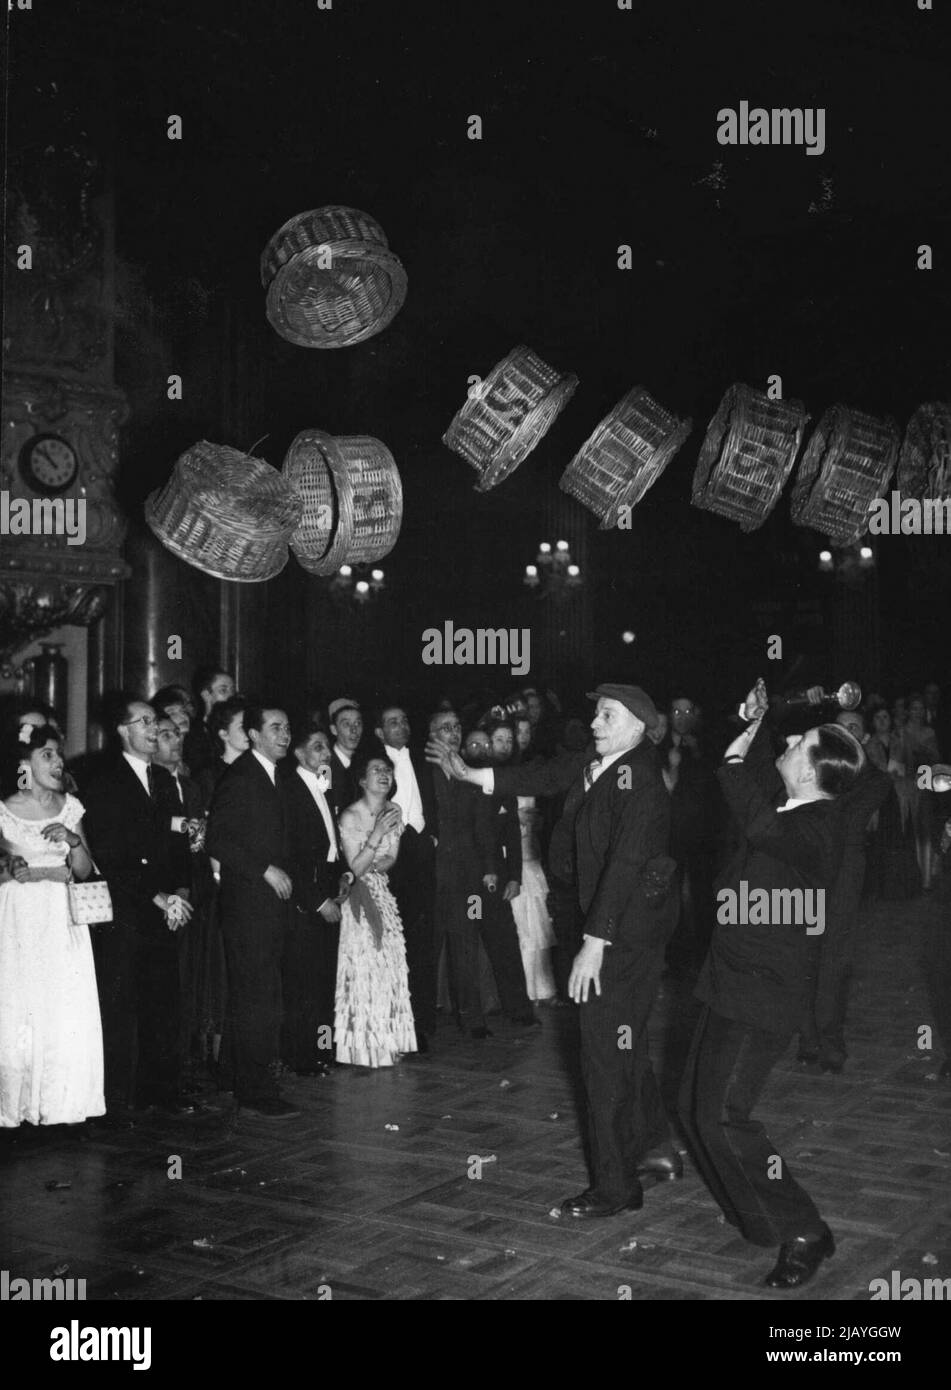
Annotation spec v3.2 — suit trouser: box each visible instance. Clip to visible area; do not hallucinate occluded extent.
[578,935,670,1204]
[920,890,951,1057]
[547,876,584,1000]
[800,916,858,1060]
[479,893,533,1022]
[92,913,181,1108]
[281,908,338,1070]
[221,895,286,1103]
[678,1006,825,1246]
[391,827,436,1037]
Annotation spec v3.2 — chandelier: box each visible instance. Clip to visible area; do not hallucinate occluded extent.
[329,564,386,605]
[523,540,582,597]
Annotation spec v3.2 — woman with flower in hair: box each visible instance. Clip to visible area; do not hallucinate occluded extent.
[0,723,104,1128]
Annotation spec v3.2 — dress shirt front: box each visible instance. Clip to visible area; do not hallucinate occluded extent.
[252,750,277,786]
[123,751,152,797]
[386,744,426,832]
[296,765,339,861]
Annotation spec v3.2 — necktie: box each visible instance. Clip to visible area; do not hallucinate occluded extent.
[146,764,156,801]
[583,757,602,791]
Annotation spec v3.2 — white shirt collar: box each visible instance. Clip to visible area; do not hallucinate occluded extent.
[334,744,352,768]
[595,743,638,775]
[252,749,277,785]
[386,743,410,760]
[777,796,811,813]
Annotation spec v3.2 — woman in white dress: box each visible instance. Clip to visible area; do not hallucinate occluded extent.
[0,723,104,1128]
[334,753,417,1067]
[510,798,557,1003]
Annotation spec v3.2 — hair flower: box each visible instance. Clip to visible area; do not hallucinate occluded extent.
[18,724,33,745]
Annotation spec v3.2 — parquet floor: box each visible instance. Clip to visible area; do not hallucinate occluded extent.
[2,896,949,1301]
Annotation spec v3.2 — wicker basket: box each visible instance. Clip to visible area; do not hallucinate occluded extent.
[559,386,692,529]
[282,431,403,576]
[898,402,951,499]
[145,442,302,582]
[261,206,407,349]
[282,430,338,564]
[691,385,808,532]
[442,345,578,491]
[790,404,900,545]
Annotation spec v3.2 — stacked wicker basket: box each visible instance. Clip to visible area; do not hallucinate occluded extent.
[790,404,900,545]
[691,385,809,532]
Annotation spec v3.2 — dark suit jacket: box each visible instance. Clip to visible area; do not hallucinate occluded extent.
[494,739,675,947]
[206,750,290,930]
[330,749,359,816]
[285,766,345,914]
[422,761,496,889]
[155,768,202,891]
[696,719,846,1033]
[489,791,523,883]
[82,756,181,933]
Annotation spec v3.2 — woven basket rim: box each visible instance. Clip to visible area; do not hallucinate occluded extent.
[291,431,402,576]
[476,376,579,491]
[145,490,291,582]
[260,205,389,280]
[174,446,302,534]
[898,400,951,497]
[692,384,807,531]
[265,243,407,349]
[561,385,692,529]
[791,404,900,536]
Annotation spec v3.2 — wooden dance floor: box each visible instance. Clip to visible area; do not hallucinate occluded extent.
[2,896,949,1302]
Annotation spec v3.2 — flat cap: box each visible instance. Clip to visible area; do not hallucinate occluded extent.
[328,696,360,722]
[586,683,659,730]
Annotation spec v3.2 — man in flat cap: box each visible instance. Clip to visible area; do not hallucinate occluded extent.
[428,683,679,1217]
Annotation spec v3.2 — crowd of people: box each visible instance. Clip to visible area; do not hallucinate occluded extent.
[1,663,948,1288]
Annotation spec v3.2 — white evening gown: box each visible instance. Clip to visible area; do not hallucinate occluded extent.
[0,794,105,1127]
[334,805,417,1067]
[510,798,557,1002]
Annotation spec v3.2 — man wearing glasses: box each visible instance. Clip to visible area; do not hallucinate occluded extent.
[84,698,194,1121]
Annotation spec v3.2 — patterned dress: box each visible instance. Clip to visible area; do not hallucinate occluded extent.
[0,794,105,1127]
[334,803,417,1067]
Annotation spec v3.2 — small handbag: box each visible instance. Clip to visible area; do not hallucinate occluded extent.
[67,869,114,926]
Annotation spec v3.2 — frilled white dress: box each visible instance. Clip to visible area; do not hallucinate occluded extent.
[334,805,417,1067]
[510,798,557,1002]
[0,794,105,1127]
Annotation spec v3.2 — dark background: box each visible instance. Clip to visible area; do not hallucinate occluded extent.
[6,0,951,725]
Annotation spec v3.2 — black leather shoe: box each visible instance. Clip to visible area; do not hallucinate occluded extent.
[415,1033,429,1054]
[561,1187,643,1219]
[764,1225,835,1289]
[636,1147,684,1185]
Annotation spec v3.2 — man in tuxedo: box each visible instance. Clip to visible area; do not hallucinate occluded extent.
[482,718,536,1026]
[152,708,209,1078]
[83,698,194,1117]
[428,684,679,1211]
[679,678,865,1290]
[376,704,437,1049]
[283,726,351,1075]
[424,708,503,1039]
[328,697,363,812]
[207,706,299,1119]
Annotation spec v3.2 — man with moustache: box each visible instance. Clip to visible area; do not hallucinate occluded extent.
[375,704,437,1050]
[83,697,194,1118]
[207,706,299,1118]
[283,726,352,1076]
[428,684,679,1212]
[328,698,363,813]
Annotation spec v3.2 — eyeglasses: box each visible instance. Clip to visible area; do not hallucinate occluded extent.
[125,716,159,730]
[435,722,462,734]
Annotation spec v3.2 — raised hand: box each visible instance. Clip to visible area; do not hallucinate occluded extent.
[742,677,769,722]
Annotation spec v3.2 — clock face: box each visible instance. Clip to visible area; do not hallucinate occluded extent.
[19,433,79,496]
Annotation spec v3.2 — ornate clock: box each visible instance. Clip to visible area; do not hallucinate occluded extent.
[18,433,80,496]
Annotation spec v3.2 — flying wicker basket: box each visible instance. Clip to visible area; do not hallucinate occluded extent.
[261,205,407,349]
[442,345,578,491]
[897,402,951,500]
[559,386,692,529]
[790,404,900,545]
[691,384,808,532]
[281,429,338,565]
[145,442,302,582]
[282,431,403,576]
